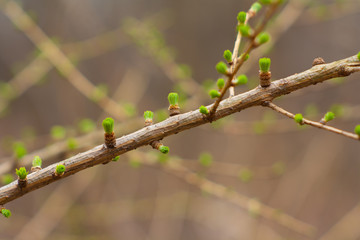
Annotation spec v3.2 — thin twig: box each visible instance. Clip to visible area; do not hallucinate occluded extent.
[0,54,359,205]
[263,101,360,141]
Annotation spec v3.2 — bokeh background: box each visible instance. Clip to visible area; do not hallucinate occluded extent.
[1,0,360,239]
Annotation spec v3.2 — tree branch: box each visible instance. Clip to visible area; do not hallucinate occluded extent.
[1,54,359,205]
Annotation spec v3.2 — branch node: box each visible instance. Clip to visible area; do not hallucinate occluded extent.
[312,57,325,66]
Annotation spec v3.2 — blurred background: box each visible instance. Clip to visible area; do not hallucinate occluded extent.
[0,0,360,239]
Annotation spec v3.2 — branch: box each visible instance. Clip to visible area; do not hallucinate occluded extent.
[264,102,360,141]
[1,54,359,205]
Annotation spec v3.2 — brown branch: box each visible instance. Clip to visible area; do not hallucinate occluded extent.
[1,54,359,205]
[264,101,360,141]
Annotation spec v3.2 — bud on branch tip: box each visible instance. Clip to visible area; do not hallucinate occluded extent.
[294,114,303,124]
[223,50,232,63]
[102,117,114,134]
[237,11,247,24]
[215,61,228,75]
[209,89,221,99]
[259,58,271,72]
[354,125,360,135]
[16,167,28,180]
[168,92,179,107]
[55,164,66,176]
[1,208,11,218]
[199,105,209,115]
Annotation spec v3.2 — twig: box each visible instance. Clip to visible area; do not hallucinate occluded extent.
[0,54,359,205]
[263,101,360,141]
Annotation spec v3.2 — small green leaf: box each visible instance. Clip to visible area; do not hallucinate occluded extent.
[168,92,179,106]
[51,125,66,140]
[238,24,252,37]
[32,156,42,168]
[1,209,11,218]
[223,50,233,62]
[215,61,228,74]
[55,164,66,175]
[13,142,27,160]
[259,58,271,72]
[112,156,120,162]
[15,167,28,180]
[144,111,154,121]
[209,89,221,98]
[294,113,303,124]
[354,125,360,135]
[199,105,209,115]
[102,117,114,134]
[233,74,248,85]
[250,2,262,13]
[78,118,96,133]
[217,78,225,89]
[324,112,335,122]
[237,11,247,24]
[199,152,213,167]
[159,145,169,154]
[256,32,270,45]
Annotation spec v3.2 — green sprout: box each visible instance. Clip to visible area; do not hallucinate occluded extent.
[51,125,66,140]
[199,105,209,115]
[215,61,228,75]
[144,111,154,122]
[233,74,248,85]
[237,11,247,24]
[32,156,42,168]
[250,2,262,13]
[1,174,14,185]
[55,164,66,175]
[67,138,78,150]
[256,32,270,45]
[159,145,169,154]
[259,58,271,72]
[238,24,252,37]
[354,125,360,135]
[324,112,335,122]
[217,78,225,90]
[357,51,360,61]
[112,156,120,162]
[78,118,96,133]
[15,167,28,180]
[1,208,11,218]
[294,113,303,124]
[223,50,233,62]
[168,92,179,106]
[102,117,114,134]
[13,142,27,160]
[199,152,213,167]
[209,89,221,99]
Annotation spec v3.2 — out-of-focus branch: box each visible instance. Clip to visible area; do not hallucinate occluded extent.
[0,54,359,206]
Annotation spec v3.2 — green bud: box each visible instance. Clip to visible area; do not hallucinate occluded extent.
[168,92,179,106]
[215,61,228,74]
[259,57,271,72]
[223,50,233,62]
[255,32,270,45]
[239,168,253,183]
[237,11,247,24]
[67,138,78,150]
[358,51,360,61]
[233,74,248,85]
[112,156,120,162]
[32,156,42,168]
[250,2,262,13]
[354,125,360,135]
[209,89,221,99]
[102,117,114,134]
[324,112,335,122]
[144,111,154,121]
[159,145,169,154]
[51,125,66,140]
[1,174,14,185]
[238,24,252,37]
[217,78,225,89]
[1,209,11,218]
[13,142,27,159]
[240,53,250,61]
[199,152,213,167]
[55,164,66,175]
[199,105,209,115]
[15,167,28,180]
[294,113,303,124]
[78,118,96,133]
[259,0,272,4]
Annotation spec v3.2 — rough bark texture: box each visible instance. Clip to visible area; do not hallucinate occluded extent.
[0,55,359,205]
